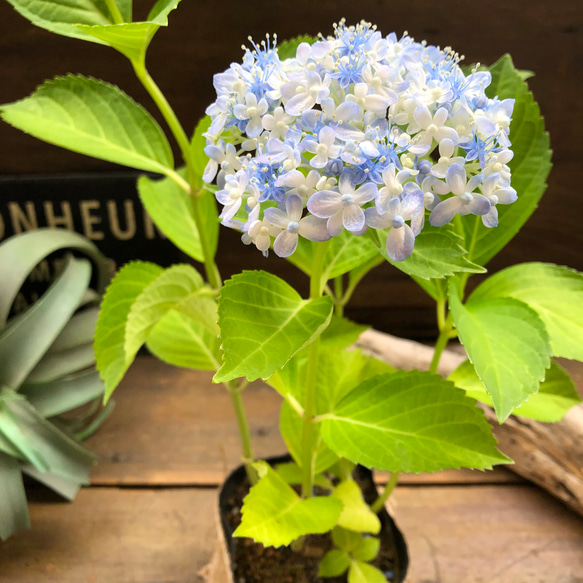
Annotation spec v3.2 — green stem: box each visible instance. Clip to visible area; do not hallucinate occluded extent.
[105,0,124,24]
[132,62,192,167]
[333,276,344,317]
[227,381,257,485]
[132,62,222,289]
[371,472,400,514]
[429,311,453,375]
[301,242,330,498]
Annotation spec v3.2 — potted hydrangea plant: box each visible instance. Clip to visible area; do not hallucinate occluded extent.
[2,1,582,581]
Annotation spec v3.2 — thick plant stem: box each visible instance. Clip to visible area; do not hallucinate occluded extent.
[429,309,454,375]
[105,0,124,24]
[132,63,222,289]
[228,381,257,485]
[371,472,400,513]
[334,276,344,317]
[300,242,330,498]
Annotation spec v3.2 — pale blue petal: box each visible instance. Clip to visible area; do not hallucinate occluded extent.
[429,196,463,227]
[387,224,415,261]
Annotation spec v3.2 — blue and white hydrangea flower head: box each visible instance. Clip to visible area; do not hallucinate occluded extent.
[204,21,516,261]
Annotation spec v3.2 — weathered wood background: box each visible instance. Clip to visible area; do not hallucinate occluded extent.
[0,0,582,338]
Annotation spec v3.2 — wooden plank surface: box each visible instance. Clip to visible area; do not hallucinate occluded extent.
[85,357,520,486]
[0,485,581,583]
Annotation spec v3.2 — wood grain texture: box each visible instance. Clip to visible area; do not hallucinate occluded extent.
[0,485,581,583]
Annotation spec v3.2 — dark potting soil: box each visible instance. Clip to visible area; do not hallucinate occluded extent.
[223,471,401,583]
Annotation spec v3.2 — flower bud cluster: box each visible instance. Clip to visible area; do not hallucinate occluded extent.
[204,21,517,260]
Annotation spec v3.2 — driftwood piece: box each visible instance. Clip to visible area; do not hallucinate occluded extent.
[356,329,583,517]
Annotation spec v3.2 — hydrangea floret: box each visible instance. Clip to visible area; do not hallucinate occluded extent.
[204,21,517,261]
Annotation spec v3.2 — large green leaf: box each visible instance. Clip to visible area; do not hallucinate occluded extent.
[138,170,219,262]
[460,55,552,266]
[469,262,583,361]
[0,452,29,541]
[76,0,182,64]
[269,348,395,416]
[124,264,205,359]
[320,370,510,473]
[214,271,333,383]
[448,281,551,422]
[234,461,342,547]
[0,255,91,390]
[320,316,369,350]
[146,309,221,371]
[6,0,131,43]
[287,231,379,281]
[94,261,163,401]
[449,359,581,423]
[0,229,108,327]
[95,262,214,399]
[0,75,175,177]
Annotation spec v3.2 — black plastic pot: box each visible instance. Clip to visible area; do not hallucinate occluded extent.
[208,455,409,583]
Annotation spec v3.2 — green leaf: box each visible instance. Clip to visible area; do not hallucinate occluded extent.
[469,263,583,361]
[279,402,339,474]
[448,281,552,422]
[5,0,131,44]
[275,461,333,490]
[0,75,175,177]
[1,392,95,482]
[269,348,394,416]
[234,461,343,547]
[96,262,214,399]
[20,370,104,418]
[94,261,163,401]
[288,231,379,281]
[331,480,381,534]
[214,271,333,383]
[25,343,96,383]
[352,537,380,562]
[0,228,109,327]
[22,465,80,501]
[319,550,351,578]
[124,264,205,359]
[47,307,99,352]
[190,115,212,183]
[0,452,30,541]
[449,359,581,423]
[0,255,91,390]
[76,1,182,64]
[138,170,219,262]
[375,225,485,280]
[320,370,510,473]
[332,526,362,552]
[174,289,219,336]
[321,316,368,350]
[277,35,317,61]
[460,55,552,266]
[146,309,221,371]
[348,560,387,583]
